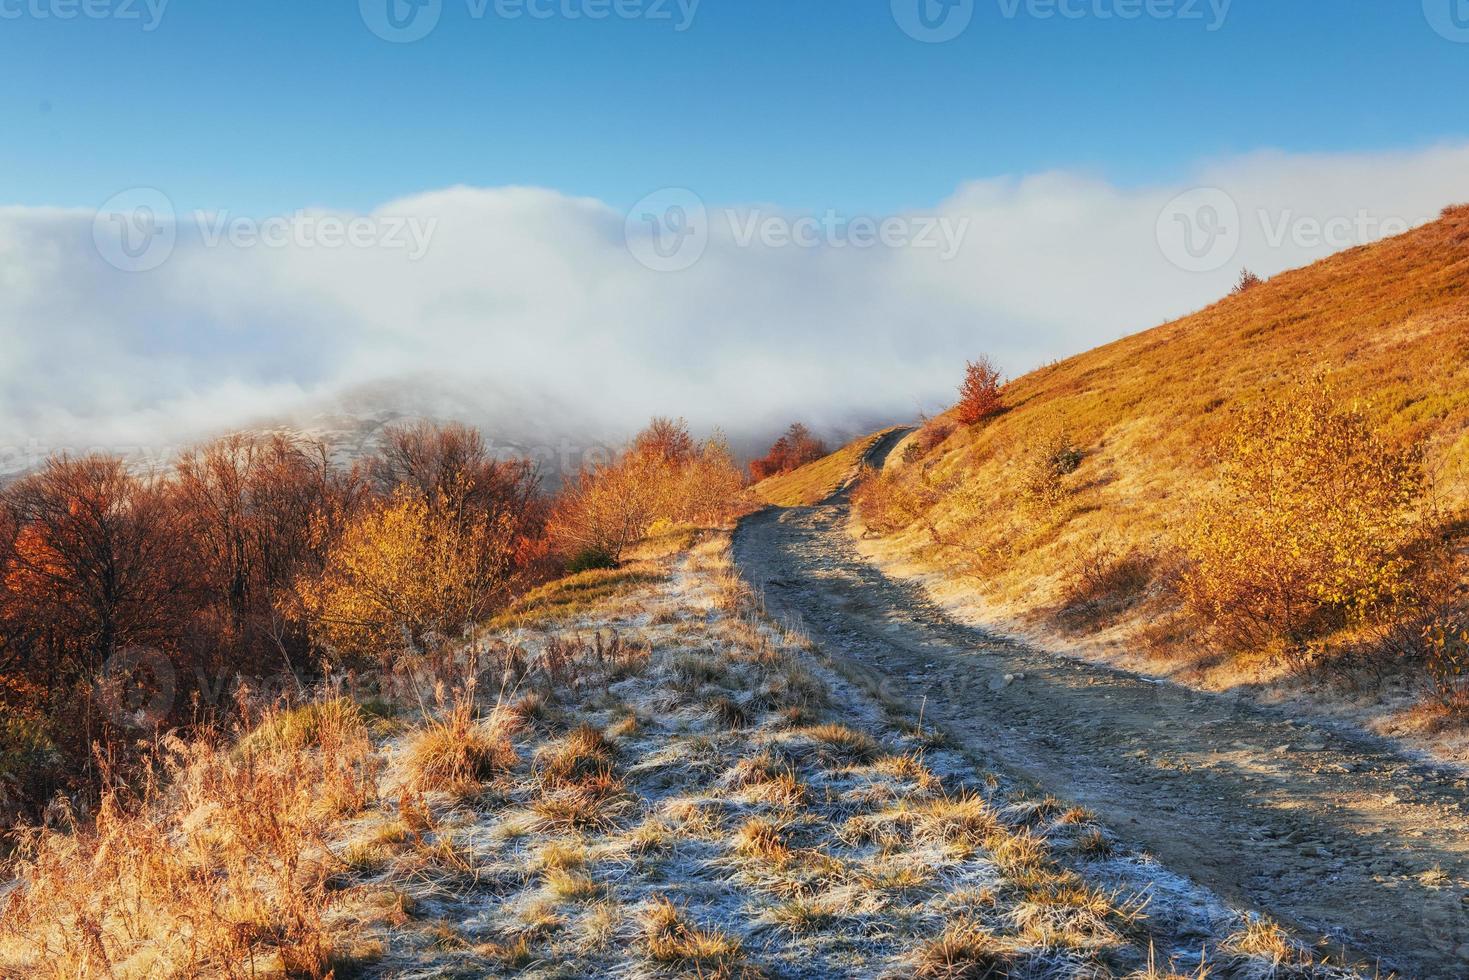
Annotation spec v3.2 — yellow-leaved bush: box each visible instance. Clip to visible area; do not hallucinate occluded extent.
[1180,377,1425,653]
[1423,614,1469,710]
[299,485,522,666]
[549,418,743,563]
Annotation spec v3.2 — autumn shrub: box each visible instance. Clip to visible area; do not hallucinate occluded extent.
[566,546,619,574]
[1422,614,1469,711]
[853,467,939,536]
[173,433,361,679]
[1180,378,1426,655]
[1017,430,1083,512]
[1231,268,1265,294]
[902,419,959,466]
[0,714,60,828]
[917,418,957,457]
[298,485,529,666]
[0,456,201,819]
[955,357,1005,425]
[2,456,192,682]
[549,418,743,561]
[1061,539,1156,626]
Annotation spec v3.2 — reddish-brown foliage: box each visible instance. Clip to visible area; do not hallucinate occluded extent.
[2,457,191,679]
[750,423,827,482]
[955,357,1004,425]
[631,416,698,466]
[0,423,556,824]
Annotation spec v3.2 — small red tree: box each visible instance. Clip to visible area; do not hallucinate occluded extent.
[750,423,827,481]
[955,357,1004,425]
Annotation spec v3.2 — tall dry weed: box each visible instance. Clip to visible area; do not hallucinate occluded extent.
[0,697,380,979]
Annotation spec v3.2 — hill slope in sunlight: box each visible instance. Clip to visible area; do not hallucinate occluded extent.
[750,428,905,507]
[849,205,1469,735]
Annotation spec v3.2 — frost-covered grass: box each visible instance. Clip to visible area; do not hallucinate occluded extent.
[315,531,1368,979]
[0,528,1369,978]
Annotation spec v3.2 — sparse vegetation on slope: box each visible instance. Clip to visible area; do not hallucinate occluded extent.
[0,698,382,978]
[855,207,1469,735]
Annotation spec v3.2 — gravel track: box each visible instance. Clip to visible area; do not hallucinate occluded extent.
[733,431,1469,979]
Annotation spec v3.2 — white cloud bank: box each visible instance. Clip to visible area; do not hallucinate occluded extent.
[2,142,1467,468]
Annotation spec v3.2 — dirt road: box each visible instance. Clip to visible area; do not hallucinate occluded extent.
[733,433,1469,979]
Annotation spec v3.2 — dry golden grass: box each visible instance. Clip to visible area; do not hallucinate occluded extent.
[642,897,749,973]
[859,206,1469,693]
[531,774,630,832]
[751,428,905,507]
[1076,828,1116,860]
[0,699,381,979]
[910,922,1016,979]
[709,694,751,729]
[492,564,665,627]
[535,840,588,872]
[544,868,603,902]
[401,697,518,796]
[792,722,885,764]
[733,816,794,864]
[913,794,1003,847]
[768,895,840,935]
[536,723,616,787]
[236,696,366,755]
[1221,917,1305,967]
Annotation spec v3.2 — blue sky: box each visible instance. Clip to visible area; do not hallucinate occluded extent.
[4,1,1469,456]
[4,0,1468,215]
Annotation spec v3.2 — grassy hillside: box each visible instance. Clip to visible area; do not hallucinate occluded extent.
[751,428,904,507]
[857,206,1469,714]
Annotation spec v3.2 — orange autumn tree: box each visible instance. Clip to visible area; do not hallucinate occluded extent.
[955,357,1005,425]
[174,432,361,677]
[1,457,188,681]
[298,487,518,665]
[0,457,192,817]
[549,418,743,565]
[298,422,545,666]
